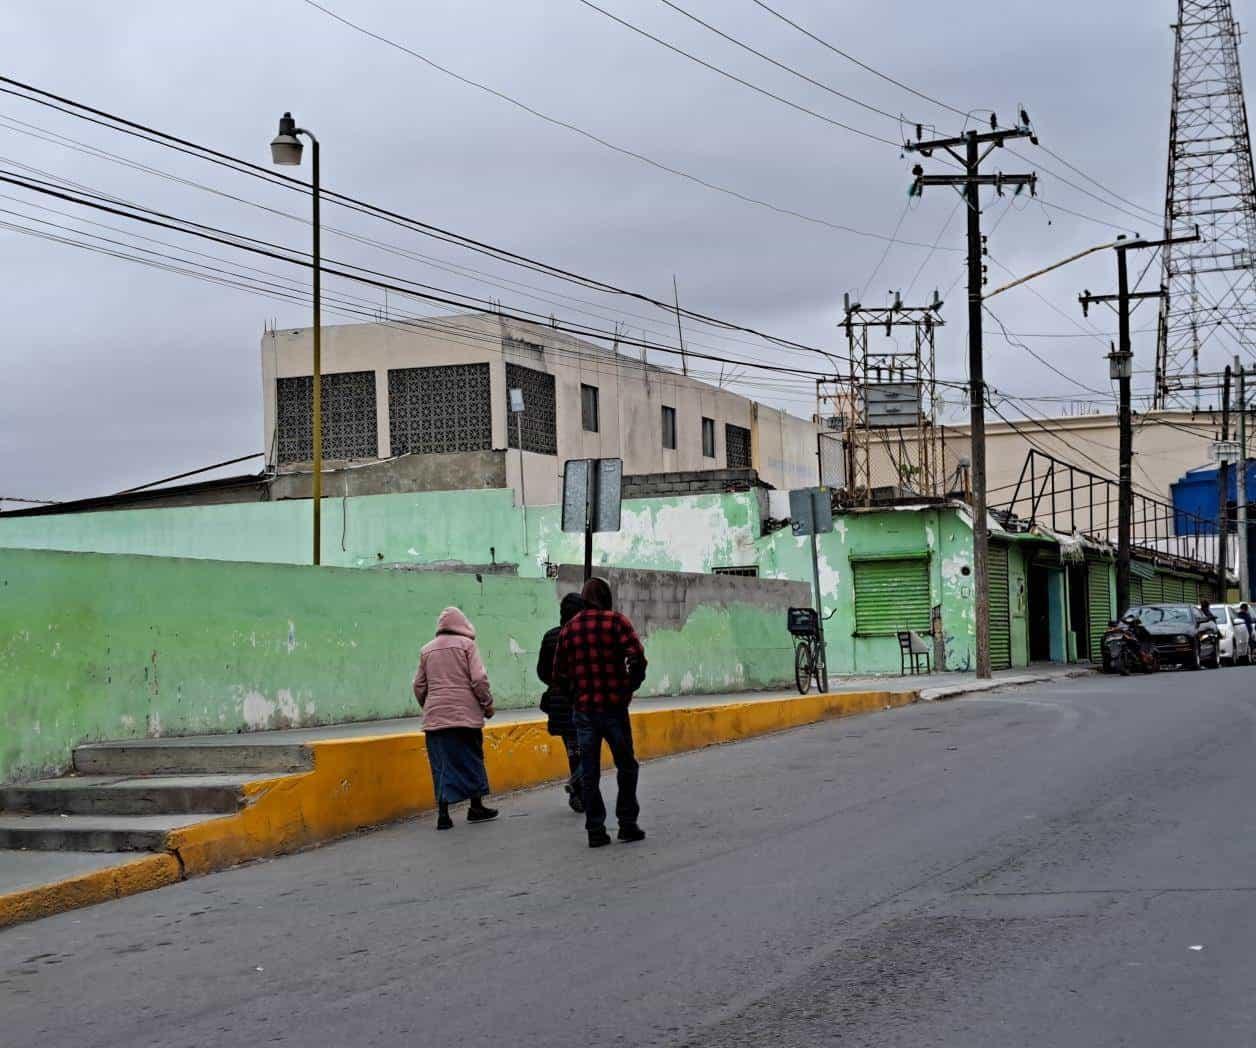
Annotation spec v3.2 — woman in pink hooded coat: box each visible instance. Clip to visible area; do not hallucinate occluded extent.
[413,607,498,830]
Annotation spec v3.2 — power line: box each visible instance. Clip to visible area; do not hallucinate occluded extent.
[0,167,847,380]
[745,0,973,120]
[570,0,903,145]
[654,0,907,123]
[983,304,1109,396]
[0,73,958,369]
[291,2,914,241]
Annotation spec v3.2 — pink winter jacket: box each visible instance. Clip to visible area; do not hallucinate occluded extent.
[412,607,495,731]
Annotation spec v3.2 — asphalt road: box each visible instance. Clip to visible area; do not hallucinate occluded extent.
[3,668,1255,1047]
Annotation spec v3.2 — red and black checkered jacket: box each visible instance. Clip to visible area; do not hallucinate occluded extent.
[552,609,647,713]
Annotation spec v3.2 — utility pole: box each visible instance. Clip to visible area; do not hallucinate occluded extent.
[1079,230,1199,616]
[1219,365,1232,596]
[672,275,689,377]
[1238,359,1250,601]
[907,121,1037,679]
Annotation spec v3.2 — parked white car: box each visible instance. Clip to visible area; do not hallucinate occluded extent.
[1215,604,1253,666]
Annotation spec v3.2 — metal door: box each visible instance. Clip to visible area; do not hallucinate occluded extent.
[988,542,1012,670]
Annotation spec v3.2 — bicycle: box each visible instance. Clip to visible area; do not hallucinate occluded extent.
[787,606,837,695]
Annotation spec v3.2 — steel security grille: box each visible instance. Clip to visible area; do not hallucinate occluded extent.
[853,558,931,635]
[1086,557,1113,661]
[725,423,751,469]
[388,363,491,456]
[712,565,759,577]
[505,363,557,454]
[988,543,1012,670]
[276,370,378,463]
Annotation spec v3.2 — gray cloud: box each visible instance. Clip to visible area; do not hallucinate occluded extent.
[0,0,1219,504]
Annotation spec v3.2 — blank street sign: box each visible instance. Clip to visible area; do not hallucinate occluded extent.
[789,487,833,536]
[562,458,623,533]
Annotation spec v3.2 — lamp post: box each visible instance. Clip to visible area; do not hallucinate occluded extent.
[270,112,322,565]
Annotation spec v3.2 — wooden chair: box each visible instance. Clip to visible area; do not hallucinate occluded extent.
[897,630,932,675]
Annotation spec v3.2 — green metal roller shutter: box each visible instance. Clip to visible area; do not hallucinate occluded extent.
[1163,575,1186,603]
[1129,577,1143,609]
[1184,578,1200,604]
[1142,575,1165,603]
[1087,558,1113,661]
[988,543,1012,670]
[853,557,931,635]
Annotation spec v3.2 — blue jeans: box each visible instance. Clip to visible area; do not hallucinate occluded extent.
[574,708,639,833]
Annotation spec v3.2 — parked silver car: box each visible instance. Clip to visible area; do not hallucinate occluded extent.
[1218,604,1254,666]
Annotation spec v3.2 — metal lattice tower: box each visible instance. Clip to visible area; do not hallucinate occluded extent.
[841,293,945,505]
[1157,0,1256,407]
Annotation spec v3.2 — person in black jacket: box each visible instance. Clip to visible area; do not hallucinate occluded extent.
[537,592,586,813]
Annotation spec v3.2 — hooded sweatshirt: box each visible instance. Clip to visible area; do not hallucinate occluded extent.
[413,607,494,731]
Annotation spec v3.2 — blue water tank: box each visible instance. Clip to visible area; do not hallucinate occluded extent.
[1171,460,1256,534]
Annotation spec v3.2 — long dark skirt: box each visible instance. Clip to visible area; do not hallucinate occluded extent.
[425,727,490,805]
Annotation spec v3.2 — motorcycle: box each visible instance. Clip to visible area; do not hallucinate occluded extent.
[1101,614,1160,676]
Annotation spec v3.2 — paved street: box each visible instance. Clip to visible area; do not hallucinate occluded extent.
[3,669,1254,1047]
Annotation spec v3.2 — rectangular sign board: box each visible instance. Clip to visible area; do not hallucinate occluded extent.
[865,382,922,428]
[789,487,833,536]
[561,458,623,533]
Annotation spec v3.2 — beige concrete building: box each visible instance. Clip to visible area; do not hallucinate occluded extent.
[868,409,1225,512]
[262,313,820,505]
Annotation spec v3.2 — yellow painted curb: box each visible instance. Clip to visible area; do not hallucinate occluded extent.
[0,852,181,930]
[168,688,916,876]
[1,688,918,927]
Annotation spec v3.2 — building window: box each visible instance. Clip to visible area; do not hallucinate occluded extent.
[713,565,759,577]
[581,384,600,433]
[388,363,491,456]
[506,363,557,454]
[725,423,751,468]
[661,405,677,450]
[276,370,378,464]
[701,416,716,458]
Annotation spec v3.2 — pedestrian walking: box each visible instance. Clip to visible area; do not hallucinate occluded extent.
[412,606,498,831]
[537,592,586,813]
[1236,602,1255,645]
[553,577,648,849]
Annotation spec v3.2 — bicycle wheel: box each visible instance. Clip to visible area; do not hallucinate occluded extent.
[794,641,814,695]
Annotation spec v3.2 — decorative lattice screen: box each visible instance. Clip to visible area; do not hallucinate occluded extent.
[388,363,492,455]
[276,370,378,463]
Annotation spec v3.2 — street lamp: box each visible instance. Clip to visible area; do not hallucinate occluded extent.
[270,111,323,565]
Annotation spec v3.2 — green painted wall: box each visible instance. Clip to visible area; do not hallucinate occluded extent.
[0,490,529,571]
[756,508,977,674]
[0,547,798,783]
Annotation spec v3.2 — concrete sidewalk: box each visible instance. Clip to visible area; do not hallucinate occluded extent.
[0,663,1090,928]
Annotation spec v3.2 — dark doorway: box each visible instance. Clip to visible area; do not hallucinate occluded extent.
[1028,564,1051,662]
[1067,562,1089,661]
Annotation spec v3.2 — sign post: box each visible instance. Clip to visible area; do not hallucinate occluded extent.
[562,458,623,580]
[789,487,834,691]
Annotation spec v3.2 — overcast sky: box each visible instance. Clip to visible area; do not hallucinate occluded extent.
[0,0,1233,505]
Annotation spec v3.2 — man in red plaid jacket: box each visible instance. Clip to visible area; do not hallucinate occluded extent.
[552,577,648,848]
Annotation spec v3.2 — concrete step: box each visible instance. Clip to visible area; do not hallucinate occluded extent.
[0,814,205,853]
[0,775,254,816]
[74,740,312,777]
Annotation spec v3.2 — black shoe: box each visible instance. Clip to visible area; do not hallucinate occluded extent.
[588,828,612,848]
[436,813,453,831]
[617,824,646,843]
[467,805,499,824]
[568,791,585,814]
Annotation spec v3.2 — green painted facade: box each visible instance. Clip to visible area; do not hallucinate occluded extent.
[0,548,798,784]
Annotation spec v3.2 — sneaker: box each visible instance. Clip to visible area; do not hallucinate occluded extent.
[467,805,499,824]
[588,828,612,848]
[617,824,646,843]
[436,813,453,831]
